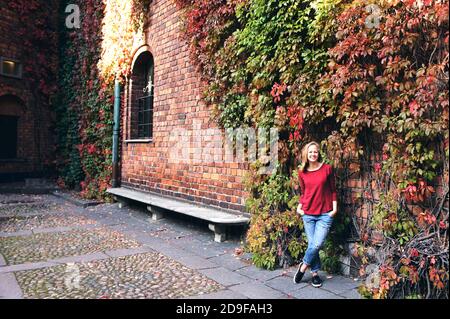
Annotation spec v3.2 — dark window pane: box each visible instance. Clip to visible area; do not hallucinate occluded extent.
[0,116,18,159]
[136,95,153,139]
[133,52,154,140]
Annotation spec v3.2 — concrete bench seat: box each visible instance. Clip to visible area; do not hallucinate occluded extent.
[107,187,250,242]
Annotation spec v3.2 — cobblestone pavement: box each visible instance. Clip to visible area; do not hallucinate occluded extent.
[0,193,362,299]
[0,228,140,265]
[16,252,222,299]
[0,215,96,233]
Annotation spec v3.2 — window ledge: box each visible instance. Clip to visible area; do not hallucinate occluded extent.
[125,139,153,144]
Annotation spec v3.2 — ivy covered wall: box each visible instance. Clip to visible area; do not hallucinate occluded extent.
[56,0,148,199]
[174,0,449,298]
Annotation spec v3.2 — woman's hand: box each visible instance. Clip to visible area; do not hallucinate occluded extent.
[297,204,305,216]
[328,209,337,218]
[328,201,338,218]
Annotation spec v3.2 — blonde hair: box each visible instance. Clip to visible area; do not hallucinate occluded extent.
[300,141,322,172]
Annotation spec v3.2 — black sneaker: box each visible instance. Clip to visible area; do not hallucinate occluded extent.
[293,263,305,284]
[311,275,323,288]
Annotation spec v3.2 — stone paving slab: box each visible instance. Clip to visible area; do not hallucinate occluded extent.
[171,237,231,259]
[51,252,110,265]
[107,222,160,234]
[158,219,204,236]
[0,273,23,299]
[0,261,60,274]
[235,265,285,282]
[288,285,344,299]
[265,275,309,293]
[208,254,249,271]
[124,231,170,248]
[32,224,99,235]
[318,275,362,295]
[199,267,253,287]
[175,255,221,270]
[0,230,33,238]
[149,241,195,260]
[145,226,182,241]
[104,246,154,258]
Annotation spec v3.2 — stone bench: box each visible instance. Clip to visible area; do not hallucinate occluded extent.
[107,187,250,242]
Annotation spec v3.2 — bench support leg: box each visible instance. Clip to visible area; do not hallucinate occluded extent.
[114,196,129,209]
[208,224,227,243]
[147,206,165,221]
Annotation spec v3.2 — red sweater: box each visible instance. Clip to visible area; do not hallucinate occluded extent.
[298,163,337,216]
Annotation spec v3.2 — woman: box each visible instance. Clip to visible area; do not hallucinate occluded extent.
[293,141,337,288]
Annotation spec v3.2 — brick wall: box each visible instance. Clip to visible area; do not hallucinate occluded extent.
[0,2,56,180]
[120,0,248,212]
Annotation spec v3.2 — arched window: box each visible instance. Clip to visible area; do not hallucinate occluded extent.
[130,51,154,139]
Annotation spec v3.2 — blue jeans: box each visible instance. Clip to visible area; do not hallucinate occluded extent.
[302,212,334,273]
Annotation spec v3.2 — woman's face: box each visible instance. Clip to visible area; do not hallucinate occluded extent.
[307,144,320,163]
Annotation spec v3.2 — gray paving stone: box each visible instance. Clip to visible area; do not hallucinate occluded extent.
[0,230,33,237]
[145,228,182,241]
[0,273,23,299]
[319,275,362,295]
[51,252,110,264]
[130,231,172,252]
[289,285,344,299]
[208,254,248,271]
[107,222,159,233]
[188,289,248,299]
[142,237,192,260]
[0,261,59,274]
[93,215,129,226]
[82,211,114,222]
[158,220,199,236]
[172,238,230,259]
[228,282,285,299]
[235,265,284,282]
[199,267,252,287]
[32,224,98,234]
[265,275,309,293]
[104,246,153,258]
[176,255,220,270]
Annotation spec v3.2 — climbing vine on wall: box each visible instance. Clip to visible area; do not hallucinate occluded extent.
[7,0,59,99]
[57,0,149,199]
[5,0,59,171]
[175,0,449,298]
